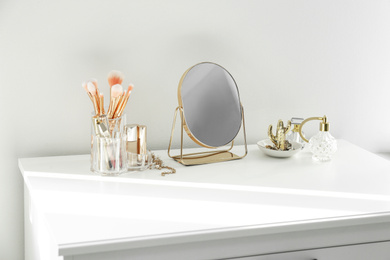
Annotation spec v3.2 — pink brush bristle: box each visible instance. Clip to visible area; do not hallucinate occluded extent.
[111,84,123,98]
[90,78,98,88]
[108,70,124,87]
[87,82,97,96]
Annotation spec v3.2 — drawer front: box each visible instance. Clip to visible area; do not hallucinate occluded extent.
[236,241,390,260]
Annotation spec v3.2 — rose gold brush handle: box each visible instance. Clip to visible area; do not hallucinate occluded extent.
[112,92,126,118]
[99,94,105,115]
[107,84,123,119]
[91,95,99,115]
[116,94,129,118]
[116,85,133,118]
[108,97,121,119]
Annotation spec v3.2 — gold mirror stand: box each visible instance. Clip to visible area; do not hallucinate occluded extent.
[167,105,248,166]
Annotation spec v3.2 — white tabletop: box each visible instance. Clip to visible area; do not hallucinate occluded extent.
[19,140,390,256]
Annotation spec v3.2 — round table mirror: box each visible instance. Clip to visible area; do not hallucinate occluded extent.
[178,62,242,148]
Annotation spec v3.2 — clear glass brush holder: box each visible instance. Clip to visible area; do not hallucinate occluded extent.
[91,114,127,175]
[107,114,126,135]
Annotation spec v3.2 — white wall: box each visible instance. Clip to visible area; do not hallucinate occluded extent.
[1,0,390,259]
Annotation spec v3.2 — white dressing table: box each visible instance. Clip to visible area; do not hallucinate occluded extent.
[19,140,390,260]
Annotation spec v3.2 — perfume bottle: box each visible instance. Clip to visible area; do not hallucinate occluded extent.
[125,124,151,171]
[299,116,337,162]
[286,117,306,149]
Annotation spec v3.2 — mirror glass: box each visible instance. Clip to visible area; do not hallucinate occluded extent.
[179,62,242,148]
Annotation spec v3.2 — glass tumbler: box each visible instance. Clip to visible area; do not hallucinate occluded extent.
[91,114,127,175]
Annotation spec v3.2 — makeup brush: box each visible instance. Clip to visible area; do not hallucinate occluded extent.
[83,81,98,114]
[82,82,93,100]
[107,70,124,87]
[107,71,124,116]
[89,78,101,113]
[116,84,133,117]
[87,82,99,115]
[108,84,123,118]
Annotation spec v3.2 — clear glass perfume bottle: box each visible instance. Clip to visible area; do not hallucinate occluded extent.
[299,116,337,162]
[286,117,306,149]
[309,130,337,162]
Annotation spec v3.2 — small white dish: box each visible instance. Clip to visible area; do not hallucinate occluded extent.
[257,139,302,158]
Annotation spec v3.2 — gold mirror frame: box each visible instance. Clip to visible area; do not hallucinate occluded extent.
[167,62,248,166]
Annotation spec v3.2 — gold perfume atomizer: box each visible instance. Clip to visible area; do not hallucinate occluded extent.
[298,115,337,161]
